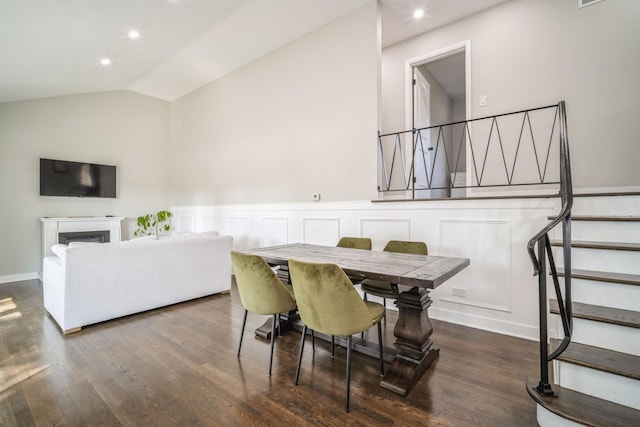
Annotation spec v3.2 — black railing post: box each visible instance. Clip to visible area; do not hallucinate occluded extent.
[535,233,556,397]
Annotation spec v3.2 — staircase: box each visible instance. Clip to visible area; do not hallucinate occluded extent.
[527,195,640,426]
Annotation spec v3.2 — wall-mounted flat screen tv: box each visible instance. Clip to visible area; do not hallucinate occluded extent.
[40,158,116,198]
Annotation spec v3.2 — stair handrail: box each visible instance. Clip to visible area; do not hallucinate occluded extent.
[526,100,573,397]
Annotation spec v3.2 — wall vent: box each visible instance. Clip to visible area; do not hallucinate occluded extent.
[578,0,604,8]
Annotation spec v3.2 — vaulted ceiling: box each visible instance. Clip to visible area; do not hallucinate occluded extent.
[0,0,508,103]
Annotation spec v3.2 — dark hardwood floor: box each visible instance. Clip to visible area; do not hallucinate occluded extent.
[0,279,538,426]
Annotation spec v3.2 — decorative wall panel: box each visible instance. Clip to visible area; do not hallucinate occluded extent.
[171,198,561,339]
[198,216,216,232]
[227,217,249,250]
[260,218,288,247]
[361,219,410,250]
[303,218,340,246]
[439,219,511,312]
[177,215,194,233]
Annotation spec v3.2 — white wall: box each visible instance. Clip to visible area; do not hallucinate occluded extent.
[381,0,640,191]
[0,91,171,279]
[169,1,379,206]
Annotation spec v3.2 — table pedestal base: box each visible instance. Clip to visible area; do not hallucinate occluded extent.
[255,310,297,339]
[380,345,439,396]
[380,286,438,396]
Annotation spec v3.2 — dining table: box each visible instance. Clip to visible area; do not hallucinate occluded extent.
[239,243,470,397]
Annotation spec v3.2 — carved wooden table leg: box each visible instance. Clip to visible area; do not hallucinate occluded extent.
[380,286,439,396]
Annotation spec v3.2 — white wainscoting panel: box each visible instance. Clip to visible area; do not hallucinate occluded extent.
[172,197,562,340]
[361,218,410,250]
[303,218,340,245]
[227,217,250,250]
[260,218,288,247]
[176,215,194,233]
[198,216,216,232]
[438,219,511,312]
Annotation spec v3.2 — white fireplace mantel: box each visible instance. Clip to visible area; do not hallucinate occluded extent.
[40,216,125,259]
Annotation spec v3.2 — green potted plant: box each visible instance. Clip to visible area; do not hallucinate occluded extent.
[134,210,173,237]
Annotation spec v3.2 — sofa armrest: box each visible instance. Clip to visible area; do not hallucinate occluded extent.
[42,255,66,329]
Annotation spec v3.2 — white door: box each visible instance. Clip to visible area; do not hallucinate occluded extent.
[413,68,431,199]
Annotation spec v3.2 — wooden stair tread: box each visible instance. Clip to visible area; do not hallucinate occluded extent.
[557,267,640,286]
[548,215,640,222]
[526,377,640,427]
[550,239,640,251]
[550,339,640,380]
[550,300,640,329]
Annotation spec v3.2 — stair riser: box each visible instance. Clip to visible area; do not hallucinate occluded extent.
[551,316,640,356]
[571,196,640,216]
[554,362,640,410]
[556,249,640,275]
[536,405,582,427]
[558,278,640,312]
[552,221,640,243]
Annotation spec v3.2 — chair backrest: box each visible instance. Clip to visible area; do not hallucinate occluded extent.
[336,237,372,250]
[231,251,296,315]
[288,259,372,336]
[383,240,428,255]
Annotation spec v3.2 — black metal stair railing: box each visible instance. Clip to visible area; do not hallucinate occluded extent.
[526,101,573,397]
[378,103,564,197]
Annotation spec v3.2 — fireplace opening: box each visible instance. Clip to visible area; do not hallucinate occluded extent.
[58,230,110,245]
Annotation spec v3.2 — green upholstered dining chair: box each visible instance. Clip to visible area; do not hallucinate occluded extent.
[336,237,371,288]
[336,236,372,250]
[360,240,428,323]
[231,251,297,376]
[288,258,385,413]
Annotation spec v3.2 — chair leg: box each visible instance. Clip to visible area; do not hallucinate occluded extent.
[311,329,316,352]
[377,321,384,375]
[331,335,335,357]
[383,298,386,324]
[237,309,248,357]
[295,325,307,385]
[277,313,281,337]
[361,292,367,338]
[269,314,277,376]
[346,335,352,413]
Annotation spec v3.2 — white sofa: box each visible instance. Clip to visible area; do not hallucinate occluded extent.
[42,233,233,334]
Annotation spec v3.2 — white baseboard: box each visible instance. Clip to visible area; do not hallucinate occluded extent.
[0,272,40,284]
[430,306,539,341]
[361,292,538,340]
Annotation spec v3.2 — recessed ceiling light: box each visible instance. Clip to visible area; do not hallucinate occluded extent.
[413,9,425,19]
[128,30,140,39]
[100,58,111,66]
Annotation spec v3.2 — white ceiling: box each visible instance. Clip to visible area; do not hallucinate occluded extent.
[0,0,509,104]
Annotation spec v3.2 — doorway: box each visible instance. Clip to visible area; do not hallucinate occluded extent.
[406,41,470,198]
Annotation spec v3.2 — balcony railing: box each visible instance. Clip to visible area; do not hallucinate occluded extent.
[378,103,564,198]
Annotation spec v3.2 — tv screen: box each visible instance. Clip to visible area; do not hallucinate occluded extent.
[40,158,116,198]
